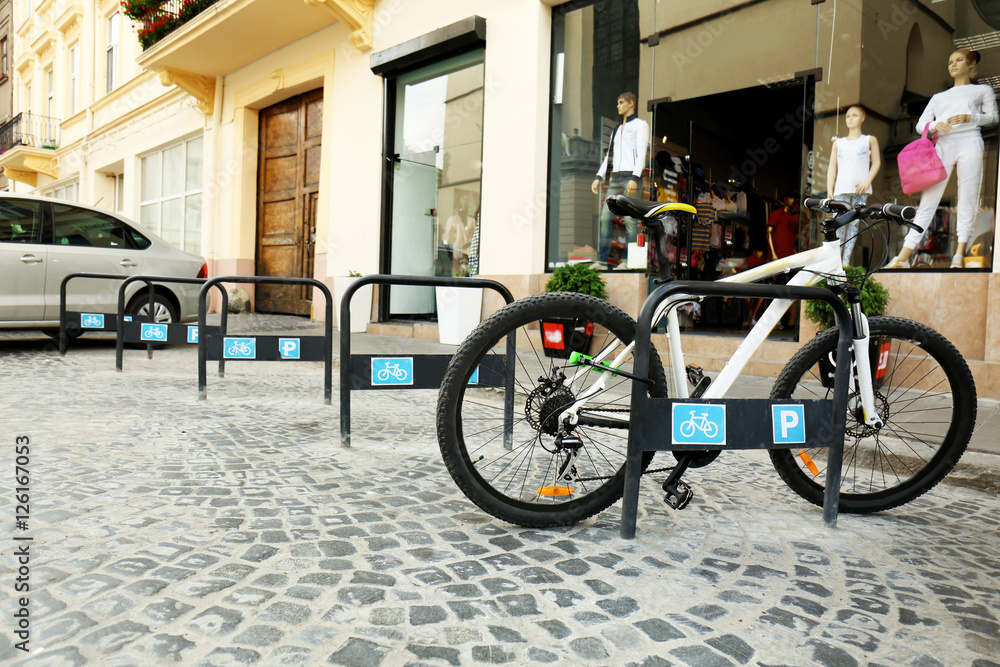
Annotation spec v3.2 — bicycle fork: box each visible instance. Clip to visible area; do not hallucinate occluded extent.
[845,287,882,429]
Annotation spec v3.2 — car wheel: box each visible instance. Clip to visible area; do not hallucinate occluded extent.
[128,294,178,324]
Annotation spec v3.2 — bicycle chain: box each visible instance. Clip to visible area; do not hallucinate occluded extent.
[563,408,674,482]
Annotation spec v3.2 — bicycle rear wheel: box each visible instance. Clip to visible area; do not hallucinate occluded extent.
[770,316,976,512]
[436,293,668,527]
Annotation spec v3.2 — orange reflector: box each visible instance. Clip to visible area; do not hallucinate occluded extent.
[799,450,820,477]
[537,486,574,497]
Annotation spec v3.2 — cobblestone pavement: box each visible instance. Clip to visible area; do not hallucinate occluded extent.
[1,332,999,666]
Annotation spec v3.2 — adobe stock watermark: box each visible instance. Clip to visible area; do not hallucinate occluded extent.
[670,10,738,72]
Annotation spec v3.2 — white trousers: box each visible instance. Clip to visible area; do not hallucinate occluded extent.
[903,131,984,250]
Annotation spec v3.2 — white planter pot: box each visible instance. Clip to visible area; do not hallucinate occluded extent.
[333,277,373,334]
[436,286,483,345]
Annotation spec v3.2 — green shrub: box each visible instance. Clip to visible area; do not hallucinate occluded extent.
[804,265,890,331]
[544,263,607,300]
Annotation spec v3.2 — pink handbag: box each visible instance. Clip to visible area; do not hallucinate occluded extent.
[897,126,947,195]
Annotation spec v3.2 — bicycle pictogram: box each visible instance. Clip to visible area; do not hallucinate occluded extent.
[82,314,103,327]
[376,362,409,383]
[679,410,719,439]
[143,325,166,340]
[226,340,254,357]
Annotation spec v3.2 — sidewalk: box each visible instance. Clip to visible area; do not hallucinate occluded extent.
[1,322,998,665]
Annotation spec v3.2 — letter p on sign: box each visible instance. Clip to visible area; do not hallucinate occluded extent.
[771,404,805,444]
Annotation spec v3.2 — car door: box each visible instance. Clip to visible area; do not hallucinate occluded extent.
[0,199,47,322]
[43,202,147,320]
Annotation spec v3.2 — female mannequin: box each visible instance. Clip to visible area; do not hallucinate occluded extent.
[887,49,998,268]
[827,106,881,264]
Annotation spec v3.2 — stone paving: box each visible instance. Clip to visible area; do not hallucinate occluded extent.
[1,330,999,666]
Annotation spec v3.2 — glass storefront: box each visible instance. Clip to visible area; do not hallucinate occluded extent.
[548,1,998,325]
[385,49,485,316]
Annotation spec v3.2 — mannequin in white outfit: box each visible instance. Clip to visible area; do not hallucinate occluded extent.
[887,49,999,269]
[827,106,881,264]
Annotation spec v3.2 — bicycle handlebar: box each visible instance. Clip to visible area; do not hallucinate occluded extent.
[804,197,922,233]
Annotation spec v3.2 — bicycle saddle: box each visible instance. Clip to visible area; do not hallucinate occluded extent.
[607,195,697,220]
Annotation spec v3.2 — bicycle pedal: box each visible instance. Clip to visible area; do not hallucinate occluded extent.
[662,481,693,510]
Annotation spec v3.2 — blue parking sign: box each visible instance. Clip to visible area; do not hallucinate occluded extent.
[140,323,168,341]
[81,313,104,329]
[224,337,256,359]
[187,326,199,344]
[372,357,413,386]
[771,404,806,444]
[672,403,726,446]
[279,338,300,360]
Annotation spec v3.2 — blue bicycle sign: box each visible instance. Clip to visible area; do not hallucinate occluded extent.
[672,403,726,446]
[372,357,413,386]
[224,337,256,359]
[81,314,105,329]
[140,323,168,341]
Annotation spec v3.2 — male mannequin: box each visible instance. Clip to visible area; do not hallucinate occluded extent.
[827,106,881,264]
[591,92,649,269]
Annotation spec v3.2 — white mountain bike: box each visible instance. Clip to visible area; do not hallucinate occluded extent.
[436,195,976,527]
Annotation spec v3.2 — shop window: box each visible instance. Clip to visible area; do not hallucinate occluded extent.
[140,136,203,253]
[372,17,486,320]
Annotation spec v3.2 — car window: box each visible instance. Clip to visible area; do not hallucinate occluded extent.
[0,200,43,244]
[125,225,152,249]
[53,204,134,249]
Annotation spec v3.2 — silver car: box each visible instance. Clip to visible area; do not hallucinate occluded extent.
[0,194,207,333]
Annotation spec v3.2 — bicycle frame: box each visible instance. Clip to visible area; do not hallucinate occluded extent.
[563,236,883,429]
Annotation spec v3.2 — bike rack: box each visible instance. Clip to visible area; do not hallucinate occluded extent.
[197,276,334,403]
[115,276,230,372]
[59,272,141,355]
[621,280,854,539]
[339,274,516,447]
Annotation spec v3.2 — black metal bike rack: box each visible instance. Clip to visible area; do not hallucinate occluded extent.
[197,276,334,403]
[339,274,516,447]
[59,272,136,355]
[115,276,230,372]
[621,280,854,539]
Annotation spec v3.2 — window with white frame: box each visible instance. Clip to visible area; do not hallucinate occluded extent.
[69,44,79,115]
[45,181,80,202]
[140,136,203,253]
[106,12,119,93]
[46,68,54,117]
[113,173,125,214]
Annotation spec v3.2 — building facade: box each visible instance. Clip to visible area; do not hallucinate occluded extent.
[3,0,999,396]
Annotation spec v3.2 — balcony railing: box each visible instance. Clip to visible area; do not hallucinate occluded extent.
[0,112,61,155]
[128,0,219,50]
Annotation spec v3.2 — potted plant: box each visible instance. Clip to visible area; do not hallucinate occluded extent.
[539,263,608,358]
[333,270,372,334]
[436,264,483,345]
[805,265,891,387]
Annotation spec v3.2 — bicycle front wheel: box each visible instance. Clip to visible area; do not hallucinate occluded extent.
[770,316,976,513]
[436,293,668,527]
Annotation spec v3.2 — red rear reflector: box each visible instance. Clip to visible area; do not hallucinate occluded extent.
[542,322,565,350]
[197,264,208,279]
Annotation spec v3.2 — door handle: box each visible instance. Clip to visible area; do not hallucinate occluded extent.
[120,259,138,267]
[19,254,43,264]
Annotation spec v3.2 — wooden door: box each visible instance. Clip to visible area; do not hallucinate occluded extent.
[256,89,323,316]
